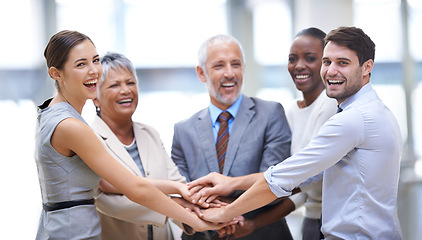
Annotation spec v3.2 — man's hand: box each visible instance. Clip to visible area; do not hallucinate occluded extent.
[226,219,255,239]
[187,172,236,203]
[187,172,263,205]
[217,216,247,239]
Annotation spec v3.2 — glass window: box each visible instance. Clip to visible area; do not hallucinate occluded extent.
[353,0,401,62]
[253,0,292,66]
[408,0,422,61]
[124,0,227,67]
[56,0,115,56]
[0,0,44,68]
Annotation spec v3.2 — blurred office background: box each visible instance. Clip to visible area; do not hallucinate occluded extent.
[0,0,421,239]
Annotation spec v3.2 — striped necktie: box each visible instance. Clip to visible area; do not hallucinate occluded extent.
[216,111,232,174]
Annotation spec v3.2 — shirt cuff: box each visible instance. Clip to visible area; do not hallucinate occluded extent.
[264,165,292,198]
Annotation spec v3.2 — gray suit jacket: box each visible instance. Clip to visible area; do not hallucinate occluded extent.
[172,95,293,239]
[172,95,291,182]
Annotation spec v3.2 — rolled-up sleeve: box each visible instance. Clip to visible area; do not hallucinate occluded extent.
[264,111,363,198]
[264,166,293,197]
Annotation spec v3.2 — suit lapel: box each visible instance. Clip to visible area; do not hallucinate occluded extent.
[195,108,220,173]
[92,116,143,176]
[223,96,255,175]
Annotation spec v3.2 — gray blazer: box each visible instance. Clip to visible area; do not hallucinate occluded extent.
[171,95,293,239]
[172,95,291,183]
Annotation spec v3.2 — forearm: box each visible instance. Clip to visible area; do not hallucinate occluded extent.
[249,198,295,231]
[79,132,218,231]
[98,179,121,194]
[147,178,185,196]
[101,176,186,196]
[231,172,264,190]
[94,158,196,227]
[126,178,201,228]
[224,175,277,220]
[95,192,166,226]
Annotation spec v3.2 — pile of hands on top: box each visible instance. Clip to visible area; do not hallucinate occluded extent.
[180,172,246,238]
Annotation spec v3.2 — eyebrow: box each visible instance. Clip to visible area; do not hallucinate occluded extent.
[336,57,351,61]
[322,57,351,61]
[74,58,87,64]
[74,54,99,64]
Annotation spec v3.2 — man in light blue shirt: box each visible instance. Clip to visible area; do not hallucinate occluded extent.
[188,27,403,239]
[172,34,293,240]
[208,94,242,143]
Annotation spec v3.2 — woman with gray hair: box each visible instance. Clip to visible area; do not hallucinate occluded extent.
[93,52,224,239]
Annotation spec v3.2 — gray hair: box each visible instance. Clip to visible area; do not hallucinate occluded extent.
[197,34,246,73]
[98,52,138,99]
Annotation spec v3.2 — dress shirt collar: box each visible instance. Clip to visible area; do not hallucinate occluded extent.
[209,94,243,127]
[338,83,372,111]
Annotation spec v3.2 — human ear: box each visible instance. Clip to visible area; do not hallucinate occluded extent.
[196,66,207,83]
[92,97,100,109]
[49,67,62,82]
[362,59,374,77]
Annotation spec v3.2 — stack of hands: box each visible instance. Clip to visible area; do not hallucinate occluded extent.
[100,172,251,238]
[173,172,250,239]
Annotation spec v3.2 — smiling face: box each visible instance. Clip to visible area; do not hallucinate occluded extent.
[55,39,102,103]
[321,41,373,104]
[288,35,324,96]
[94,67,138,122]
[197,42,244,110]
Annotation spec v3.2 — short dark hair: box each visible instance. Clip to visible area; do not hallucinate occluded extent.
[296,27,326,49]
[324,26,375,66]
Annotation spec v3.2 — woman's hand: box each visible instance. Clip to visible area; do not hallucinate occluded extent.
[187,210,240,232]
[171,196,204,217]
[178,183,213,208]
[187,173,236,201]
[189,184,220,206]
[199,205,234,223]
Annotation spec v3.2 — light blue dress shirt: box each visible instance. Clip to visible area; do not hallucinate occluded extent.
[264,83,403,239]
[209,95,243,143]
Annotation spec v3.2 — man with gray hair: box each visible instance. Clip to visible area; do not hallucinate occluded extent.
[171,34,293,239]
[188,27,403,240]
